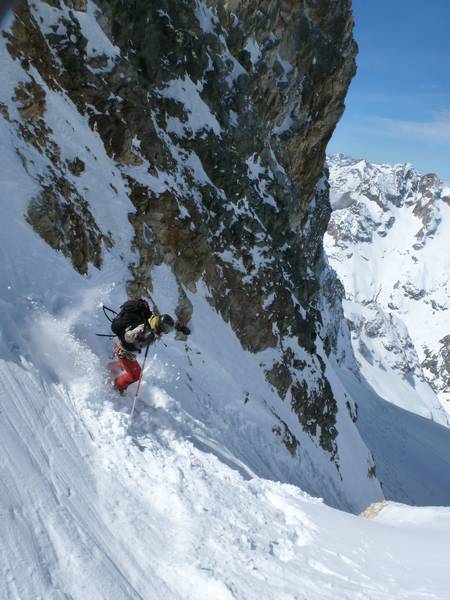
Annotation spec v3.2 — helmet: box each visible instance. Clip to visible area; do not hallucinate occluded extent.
[157,314,174,334]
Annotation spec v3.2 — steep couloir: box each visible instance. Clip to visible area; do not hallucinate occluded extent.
[3,0,362,466]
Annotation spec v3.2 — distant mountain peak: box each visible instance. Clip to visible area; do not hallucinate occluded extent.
[325,154,450,420]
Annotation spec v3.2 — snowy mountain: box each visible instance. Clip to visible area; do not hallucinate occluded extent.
[1,2,450,598]
[326,154,450,424]
[1,0,380,512]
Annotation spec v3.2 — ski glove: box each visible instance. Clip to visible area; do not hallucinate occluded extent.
[175,321,191,336]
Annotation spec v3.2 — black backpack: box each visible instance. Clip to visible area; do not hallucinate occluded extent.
[111,299,152,339]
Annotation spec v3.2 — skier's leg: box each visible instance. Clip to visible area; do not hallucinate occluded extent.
[114,358,142,392]
[107,360,123,378]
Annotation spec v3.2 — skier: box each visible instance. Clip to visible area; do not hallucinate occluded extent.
[110,298,190,393]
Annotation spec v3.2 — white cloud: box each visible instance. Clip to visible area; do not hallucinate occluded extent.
[369,111,450,142]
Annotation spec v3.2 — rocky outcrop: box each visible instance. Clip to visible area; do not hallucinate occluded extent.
[27,183,109,274]
[3,0,358,458]
[360,501,389,519]
[422,335,450,402]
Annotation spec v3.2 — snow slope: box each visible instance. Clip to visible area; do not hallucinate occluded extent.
[1,236,450,598]
[326,155,450,422]
[0,1,386,514]
[2,281,450,598]
[4,338,450,599]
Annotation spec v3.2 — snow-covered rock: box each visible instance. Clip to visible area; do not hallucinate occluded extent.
[326,155,450,423]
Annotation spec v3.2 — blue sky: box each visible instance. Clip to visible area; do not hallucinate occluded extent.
[328,0,450,182]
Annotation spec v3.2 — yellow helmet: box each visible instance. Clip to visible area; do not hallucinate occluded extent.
[149,314,174,335]
[149,315,160,332]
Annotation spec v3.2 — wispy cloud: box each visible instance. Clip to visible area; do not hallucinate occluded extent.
[352,88,450,106]
[369,111,450,142]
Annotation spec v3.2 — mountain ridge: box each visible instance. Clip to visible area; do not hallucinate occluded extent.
[326,153,449,422]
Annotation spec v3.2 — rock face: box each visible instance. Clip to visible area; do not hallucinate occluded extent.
[2,0,376,487]
[326,155,450,422]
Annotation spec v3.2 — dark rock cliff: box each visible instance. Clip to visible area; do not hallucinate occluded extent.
[4,0,357,458]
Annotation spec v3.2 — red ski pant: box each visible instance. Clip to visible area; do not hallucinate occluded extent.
[114,357,142,392]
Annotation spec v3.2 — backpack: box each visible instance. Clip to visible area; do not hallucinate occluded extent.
[111,299,152,339]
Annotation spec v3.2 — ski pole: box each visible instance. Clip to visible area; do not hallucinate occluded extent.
[130,341,150,419]
[102,305,117,322]
[147,293,158,314]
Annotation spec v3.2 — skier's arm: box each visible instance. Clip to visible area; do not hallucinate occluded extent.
[175,321,191,335]
[124,323,156,348]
